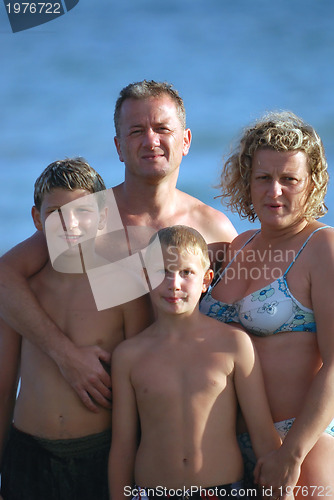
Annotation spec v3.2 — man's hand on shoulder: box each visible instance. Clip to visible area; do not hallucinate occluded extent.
[57,343,112,412]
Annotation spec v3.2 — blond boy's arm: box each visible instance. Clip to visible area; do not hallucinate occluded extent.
[233,328,281,456]
[233,328,284,497]
[0,318,21,472]
[109,342,139,500]
[0,233,112,412]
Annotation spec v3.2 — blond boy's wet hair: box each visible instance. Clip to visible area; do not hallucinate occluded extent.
[154,225,210,271]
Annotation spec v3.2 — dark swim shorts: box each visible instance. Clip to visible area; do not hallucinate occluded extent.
[1,425,111,500]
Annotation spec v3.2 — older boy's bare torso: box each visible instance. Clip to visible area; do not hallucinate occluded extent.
[14,262,133,439]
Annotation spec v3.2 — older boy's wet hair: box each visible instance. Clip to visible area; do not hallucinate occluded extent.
[114,80,186,136]
[34,157,106,211]
[155,225,210,271]
[219,111,328,221]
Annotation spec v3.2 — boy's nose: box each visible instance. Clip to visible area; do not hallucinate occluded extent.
[168,273,181,290]
[63,210,79,230]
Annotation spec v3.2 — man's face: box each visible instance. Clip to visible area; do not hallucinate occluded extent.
[114,96,191,183]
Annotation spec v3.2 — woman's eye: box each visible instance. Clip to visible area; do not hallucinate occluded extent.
[282,177,298,184]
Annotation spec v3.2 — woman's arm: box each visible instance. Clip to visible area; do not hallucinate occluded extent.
[0,232,112,412]
[255,229,334,499]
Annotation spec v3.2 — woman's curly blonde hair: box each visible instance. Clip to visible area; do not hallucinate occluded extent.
[219,111,329,222]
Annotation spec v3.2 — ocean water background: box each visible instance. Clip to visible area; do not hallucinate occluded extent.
[1,0,334,256]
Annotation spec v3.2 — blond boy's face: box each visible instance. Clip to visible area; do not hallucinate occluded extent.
[32,188,106,267]
[150,246,213,316]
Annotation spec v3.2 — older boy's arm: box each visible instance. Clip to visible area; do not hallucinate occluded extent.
[109,344,139,500]
[0,318,21,471]
[0,233,112,412]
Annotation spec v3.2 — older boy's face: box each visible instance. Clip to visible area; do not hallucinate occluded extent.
[34,188,106,266]
[150,246,211,316]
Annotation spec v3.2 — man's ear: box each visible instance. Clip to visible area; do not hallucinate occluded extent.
[182,128,192,157]
[114,136,124,163]
[202,268,214,293]
[31,206,43,231]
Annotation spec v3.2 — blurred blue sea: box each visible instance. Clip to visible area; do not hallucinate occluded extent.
[1,0,334,255]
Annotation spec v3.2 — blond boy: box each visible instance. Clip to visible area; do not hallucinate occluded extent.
[0,158,152,500]
[109,225,281,500]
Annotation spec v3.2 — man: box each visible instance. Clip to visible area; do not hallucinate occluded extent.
[0,80,237,411]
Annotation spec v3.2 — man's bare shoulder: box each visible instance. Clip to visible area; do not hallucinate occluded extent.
[176,190,237,244]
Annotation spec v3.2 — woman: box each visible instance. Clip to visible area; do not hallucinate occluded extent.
[200,112,334,499]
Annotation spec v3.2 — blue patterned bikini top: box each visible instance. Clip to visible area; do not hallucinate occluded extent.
[200,226,331,337]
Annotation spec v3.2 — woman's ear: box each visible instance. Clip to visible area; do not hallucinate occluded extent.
[31,206,43,231]
[202,268,214,293]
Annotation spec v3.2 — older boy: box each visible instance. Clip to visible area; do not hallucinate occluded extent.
[0,158,152,500]
[109,225,281,500]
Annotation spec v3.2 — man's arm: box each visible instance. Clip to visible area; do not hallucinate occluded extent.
[0,232,112,412]
[0,318,21,471]
[109,342,139,500]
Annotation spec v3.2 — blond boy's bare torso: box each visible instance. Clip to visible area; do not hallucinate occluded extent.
[120,314,245,489]
[14,261,148,439]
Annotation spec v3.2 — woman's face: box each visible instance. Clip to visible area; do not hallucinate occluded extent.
[250,149,312,230]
